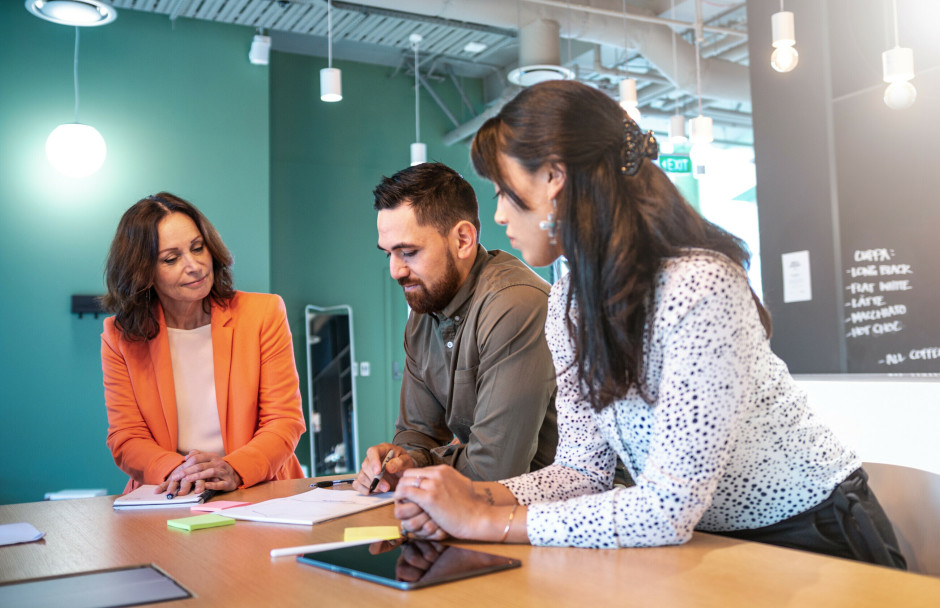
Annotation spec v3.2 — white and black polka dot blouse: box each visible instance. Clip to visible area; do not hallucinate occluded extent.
[501,251,859,548]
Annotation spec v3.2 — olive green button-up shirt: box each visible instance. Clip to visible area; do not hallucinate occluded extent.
[393,246,558,481]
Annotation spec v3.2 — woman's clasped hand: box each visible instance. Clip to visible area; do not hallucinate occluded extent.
[155,449,243,496]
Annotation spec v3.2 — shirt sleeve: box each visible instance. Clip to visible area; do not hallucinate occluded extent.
[223,295,306,488]
[394,340,461,467]
[396,285,557,481]
[506,262,758,548]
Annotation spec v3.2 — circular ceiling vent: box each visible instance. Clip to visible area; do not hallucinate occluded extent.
[507,64,575,87]
[25,0,117,27]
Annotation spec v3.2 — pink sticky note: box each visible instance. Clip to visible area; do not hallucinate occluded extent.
[190,500,251,512]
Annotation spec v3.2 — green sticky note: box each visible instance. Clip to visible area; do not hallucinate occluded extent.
[167,514,236,532]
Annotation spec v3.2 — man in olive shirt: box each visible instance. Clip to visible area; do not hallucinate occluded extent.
[354,162,557,495]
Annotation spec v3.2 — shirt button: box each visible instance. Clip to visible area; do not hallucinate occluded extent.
[446,341,454,349]
[454,315,460,322]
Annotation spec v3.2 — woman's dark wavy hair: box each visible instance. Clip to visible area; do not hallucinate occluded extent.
[471,80,770,412]
[101,192,235,342]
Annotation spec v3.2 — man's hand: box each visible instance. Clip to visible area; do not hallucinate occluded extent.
[353,443,416,494]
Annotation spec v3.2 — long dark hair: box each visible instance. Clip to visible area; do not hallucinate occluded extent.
[471,80,770,411]
[101,192,235,342]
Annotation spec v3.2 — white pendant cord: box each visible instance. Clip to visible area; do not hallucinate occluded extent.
[73,26,80,123]
[327,0,333,69]
[694,0,703,117]
[670,0,679,116]
[622,0,627,71]
[414,39,420,143]
[891,0,900,48]
[567,0,572,73]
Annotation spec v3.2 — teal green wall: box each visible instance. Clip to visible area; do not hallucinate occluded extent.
[0,5,550,504]
[270,52,549,472]
[0,6,270,503]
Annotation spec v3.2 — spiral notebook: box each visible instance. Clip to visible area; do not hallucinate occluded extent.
[112,485,210,510]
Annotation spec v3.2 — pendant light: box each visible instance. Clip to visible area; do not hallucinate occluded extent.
[320,0,342,102]
[618,0,640,122]
[46,26,107,178]
[409,33,426,166]
[883,0,916,110]
[688,0,712,180]
[665,0,686,154]
[249,28,271,66]
[27,1,115,178]
[770,1,799,73]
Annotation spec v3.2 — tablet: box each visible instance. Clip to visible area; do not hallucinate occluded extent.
[297,540,521,590]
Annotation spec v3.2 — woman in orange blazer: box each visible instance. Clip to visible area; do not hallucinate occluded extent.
[101,192,305,496]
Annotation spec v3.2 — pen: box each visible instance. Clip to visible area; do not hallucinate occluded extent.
[270,538,386,558]
[310,479,356,488]
[369,451,396,494]
[198,489,218,503]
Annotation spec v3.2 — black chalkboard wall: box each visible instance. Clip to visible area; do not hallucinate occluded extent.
[841,246,939,372]
[748,0,940,374]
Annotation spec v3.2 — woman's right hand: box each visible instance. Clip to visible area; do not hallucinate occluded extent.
[156,459,205,497]
[394,465,509,542]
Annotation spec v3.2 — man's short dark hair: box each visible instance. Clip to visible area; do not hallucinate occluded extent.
[373,162,481,236]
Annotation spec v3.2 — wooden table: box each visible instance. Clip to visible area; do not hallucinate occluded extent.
[2,477,938,607]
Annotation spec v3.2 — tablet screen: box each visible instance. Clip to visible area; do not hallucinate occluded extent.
[297,540,521,590]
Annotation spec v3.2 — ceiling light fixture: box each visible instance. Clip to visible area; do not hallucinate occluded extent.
[463,41,487,54]
[320,0,342,102]
[410,33,426,166]
[25,0,117,27]
[689,0,712,180]
[249,28,271,66]
[667,0,686,151]
[883,0,916,110]
[770,1,798,73]
[619,0,640,122]
[507,19,574,86]
[34,16,112,177]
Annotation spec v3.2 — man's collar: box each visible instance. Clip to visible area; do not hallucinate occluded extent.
[436,244,488,321]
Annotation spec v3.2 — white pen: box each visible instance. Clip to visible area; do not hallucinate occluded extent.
[270,538,385,558]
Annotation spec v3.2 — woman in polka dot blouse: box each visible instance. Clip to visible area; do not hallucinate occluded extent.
[393,80,904,568]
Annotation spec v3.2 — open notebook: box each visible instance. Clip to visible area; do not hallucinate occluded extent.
[217,488,394,525]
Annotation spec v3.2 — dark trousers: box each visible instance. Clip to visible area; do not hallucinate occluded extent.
[710,468,907,570]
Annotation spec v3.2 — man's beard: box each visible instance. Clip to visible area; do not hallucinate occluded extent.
[399,250,462,314]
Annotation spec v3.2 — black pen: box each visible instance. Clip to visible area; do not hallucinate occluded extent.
[310,479,356,488]
[198,489,218,503]
[369,451,396,494]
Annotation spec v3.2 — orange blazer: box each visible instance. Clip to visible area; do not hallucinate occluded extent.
[102,291,306,493]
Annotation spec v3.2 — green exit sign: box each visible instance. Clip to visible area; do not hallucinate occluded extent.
[659,155,691,173]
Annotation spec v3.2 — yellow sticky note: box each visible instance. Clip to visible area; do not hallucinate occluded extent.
[343,526,401,542]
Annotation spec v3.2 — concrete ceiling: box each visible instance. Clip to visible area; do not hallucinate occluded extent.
[109,0,753,146]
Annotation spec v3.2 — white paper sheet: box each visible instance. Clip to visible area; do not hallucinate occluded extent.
[217,488,394,526]
[0,523,45,546]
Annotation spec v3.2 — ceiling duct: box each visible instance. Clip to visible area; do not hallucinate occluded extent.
[507,19,574,86]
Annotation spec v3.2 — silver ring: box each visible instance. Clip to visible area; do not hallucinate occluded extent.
[413,476,423,489]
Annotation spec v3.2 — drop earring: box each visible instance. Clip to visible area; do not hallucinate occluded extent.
[538,199,558,245]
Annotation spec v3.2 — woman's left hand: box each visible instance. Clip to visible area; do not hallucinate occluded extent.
[394,466,494,541]
[177,450,242,491]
